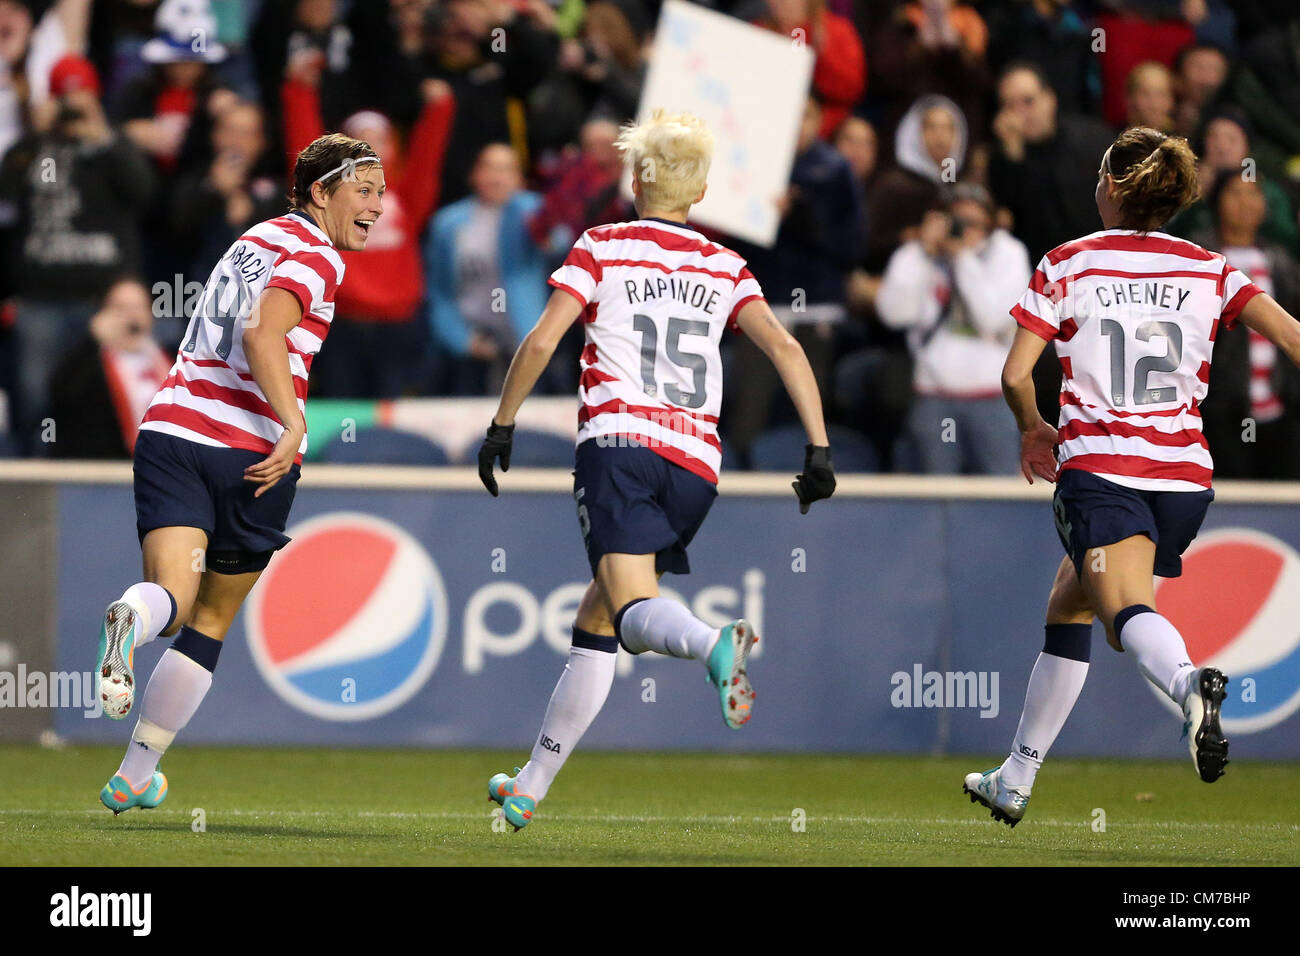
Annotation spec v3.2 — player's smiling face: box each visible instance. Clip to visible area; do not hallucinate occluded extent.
[321,163,386,251]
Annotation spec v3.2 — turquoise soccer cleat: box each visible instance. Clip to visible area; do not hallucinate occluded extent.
[487,768,536,831]
[706,619,757,729]
[100,771,168,815]
[96,601,141,720]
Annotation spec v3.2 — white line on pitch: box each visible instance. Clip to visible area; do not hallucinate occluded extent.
[0,808,1295,831]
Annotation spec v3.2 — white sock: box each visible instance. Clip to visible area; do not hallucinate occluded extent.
[116,647,213,787]
[515,643,617,804]
[616,597,719,662]
[1002,652,1090,790]
[1117,607,1196,704]
[119,582,176,649]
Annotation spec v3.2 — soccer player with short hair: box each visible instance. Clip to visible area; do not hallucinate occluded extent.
[95,133,384,813]
[477,110,837,830]
[965,127,1300,826]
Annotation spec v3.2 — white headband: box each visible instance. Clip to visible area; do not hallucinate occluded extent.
[312,156,382,187]
[1103,143,1162,178]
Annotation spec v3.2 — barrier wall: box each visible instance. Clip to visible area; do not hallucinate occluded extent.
[3,463,1298,758]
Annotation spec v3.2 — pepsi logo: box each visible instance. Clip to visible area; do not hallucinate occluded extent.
[245,513,447,721]
[1154,528,1300,732]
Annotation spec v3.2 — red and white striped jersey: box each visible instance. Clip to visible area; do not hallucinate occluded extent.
[1012,229,1262,491]
[549,218,764,484]
[1221,246,1283,422]
[140,211,344,463]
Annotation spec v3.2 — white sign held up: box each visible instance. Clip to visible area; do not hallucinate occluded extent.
[629,0,814,247]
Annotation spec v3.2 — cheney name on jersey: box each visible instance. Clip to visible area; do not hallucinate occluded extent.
[1012,229,1262,492]
[140,211,344,463]
[549,219,764,484]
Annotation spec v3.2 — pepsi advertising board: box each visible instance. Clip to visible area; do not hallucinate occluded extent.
[52,482,1300,758]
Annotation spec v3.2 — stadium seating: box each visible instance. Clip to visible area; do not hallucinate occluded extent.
[317,427,450,465]
[506,428,578,467]
[749,424,879,473]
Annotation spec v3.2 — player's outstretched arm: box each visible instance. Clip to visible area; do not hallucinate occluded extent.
[478,289,583,496]
[1240,293,1300,369]
[734,299,835,512]
[243,287,306,497]
[1002,325,1058,484]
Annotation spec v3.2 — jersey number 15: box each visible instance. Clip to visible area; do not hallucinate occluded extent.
[631,313,709,409]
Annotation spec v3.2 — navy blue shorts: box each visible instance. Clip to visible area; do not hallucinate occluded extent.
[133,429,301,574]
[572,439,717,577]
[1053,468,1213,578]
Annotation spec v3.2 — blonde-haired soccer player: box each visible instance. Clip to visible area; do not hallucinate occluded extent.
[478,109,836,829]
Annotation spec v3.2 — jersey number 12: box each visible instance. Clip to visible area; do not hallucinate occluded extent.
[1098,319,1183,407]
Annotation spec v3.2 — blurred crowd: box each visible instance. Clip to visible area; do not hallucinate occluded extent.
[0,0,1297,477]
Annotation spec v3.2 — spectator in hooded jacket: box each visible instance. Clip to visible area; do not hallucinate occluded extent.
[864,93,965,270]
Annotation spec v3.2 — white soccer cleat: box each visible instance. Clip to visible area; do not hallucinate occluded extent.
[1182,667,1229,783]
[963,766,1031,828]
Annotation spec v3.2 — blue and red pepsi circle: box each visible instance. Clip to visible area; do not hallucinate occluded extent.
[245,512,448,721]
[1154,527,1300,733]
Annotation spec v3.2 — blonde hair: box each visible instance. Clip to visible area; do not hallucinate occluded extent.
[616,109,714,213]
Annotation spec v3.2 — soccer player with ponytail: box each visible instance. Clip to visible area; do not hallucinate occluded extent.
[965,127,1300,826]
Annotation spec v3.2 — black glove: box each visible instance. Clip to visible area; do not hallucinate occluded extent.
[477,421,515,496]
[792,444,835,514]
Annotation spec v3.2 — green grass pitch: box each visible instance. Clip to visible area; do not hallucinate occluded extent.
[2,746,1297,866]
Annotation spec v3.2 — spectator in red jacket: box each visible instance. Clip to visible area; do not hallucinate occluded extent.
[756,0,865,139]
[281,61,456,398]
[527,118,630,259]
